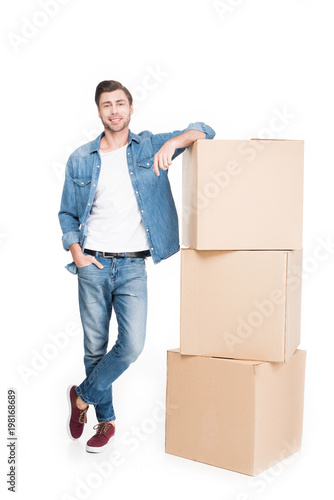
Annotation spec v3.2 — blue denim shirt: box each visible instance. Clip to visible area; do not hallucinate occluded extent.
[58,122,215,274]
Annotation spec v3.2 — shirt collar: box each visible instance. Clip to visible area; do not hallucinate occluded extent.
[89,129,140,153]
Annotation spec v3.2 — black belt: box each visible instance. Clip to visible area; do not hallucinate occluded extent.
[84,248,149,259]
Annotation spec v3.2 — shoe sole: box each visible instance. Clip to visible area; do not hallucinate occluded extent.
[86,442,110,453]
[67,385,79,440]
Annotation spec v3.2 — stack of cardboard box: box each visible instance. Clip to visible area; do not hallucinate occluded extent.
[165,139,306,476]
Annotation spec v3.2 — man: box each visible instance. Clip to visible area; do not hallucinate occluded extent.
[58,80,215,453]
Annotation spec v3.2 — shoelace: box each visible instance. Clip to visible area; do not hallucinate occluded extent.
[78,407,88,424]
[93,421,113,435]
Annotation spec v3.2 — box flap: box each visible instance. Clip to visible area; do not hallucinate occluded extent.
[250,138,304,142]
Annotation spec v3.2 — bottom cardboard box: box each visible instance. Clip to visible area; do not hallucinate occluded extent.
[165,349,306,476]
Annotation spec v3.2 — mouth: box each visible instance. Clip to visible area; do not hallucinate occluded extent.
[109,117,122,124]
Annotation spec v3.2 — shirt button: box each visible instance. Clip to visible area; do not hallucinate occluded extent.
[97,165,100,168]
[141,210,144,212]
[128,152,130,155]
[130,172,133,174]
[146,229,148,231]
[88,203,90,206]
[81,182,84,185]
[136,191,138,194]
[147,163,150,166]
[151,247,154,250]
[93,184,96,187]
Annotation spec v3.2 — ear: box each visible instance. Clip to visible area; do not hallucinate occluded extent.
[97,106,101,119]
[130,104,134,115]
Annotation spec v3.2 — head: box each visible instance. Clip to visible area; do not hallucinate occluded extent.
[95,80,133,133]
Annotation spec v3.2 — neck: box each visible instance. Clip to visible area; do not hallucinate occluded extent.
[100,127,129,152]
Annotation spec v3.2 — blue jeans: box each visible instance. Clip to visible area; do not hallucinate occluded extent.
[75,252,148,422]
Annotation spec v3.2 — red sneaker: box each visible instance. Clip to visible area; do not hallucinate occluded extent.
[86,421,115,453]
[67,385,89,440]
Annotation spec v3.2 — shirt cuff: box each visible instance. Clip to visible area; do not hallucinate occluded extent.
[186,122,216,140]
[62,231,80,251]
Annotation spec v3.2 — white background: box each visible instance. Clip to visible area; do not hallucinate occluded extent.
[1,0,334,498]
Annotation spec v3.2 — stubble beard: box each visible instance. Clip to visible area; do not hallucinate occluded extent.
[101,113,131,133]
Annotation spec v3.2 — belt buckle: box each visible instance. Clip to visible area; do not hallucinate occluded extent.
[101,251,113,258]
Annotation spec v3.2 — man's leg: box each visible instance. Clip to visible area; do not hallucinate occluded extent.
[75,256,115,419]
[76,256,147,423]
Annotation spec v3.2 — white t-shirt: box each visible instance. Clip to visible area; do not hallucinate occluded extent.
[84,144,150,252]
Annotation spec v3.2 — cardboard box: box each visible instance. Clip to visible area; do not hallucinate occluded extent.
[180,248,302,362]
[182,139,304,250]
[165,349,306,476]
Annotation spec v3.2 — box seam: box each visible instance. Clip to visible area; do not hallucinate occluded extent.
[251,364,257,476]
[195,142,199,248]
[283,252,289,360]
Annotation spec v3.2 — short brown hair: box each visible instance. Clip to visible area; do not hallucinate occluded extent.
[95,80,133,107]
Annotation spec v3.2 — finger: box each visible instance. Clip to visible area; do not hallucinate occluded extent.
[163,155,172,169]
[161,155,167,168]
[91,256,104,269]
[153,154,159,176]
[157,154,165,174]
[158,155,167,170]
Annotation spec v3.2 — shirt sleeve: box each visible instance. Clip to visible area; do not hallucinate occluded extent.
[58,158,81,251]
[151,122,216,160]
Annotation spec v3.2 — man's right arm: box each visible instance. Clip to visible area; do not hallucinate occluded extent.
[58,158,103,269]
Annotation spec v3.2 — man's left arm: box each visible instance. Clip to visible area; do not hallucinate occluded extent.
[152,122,215,176]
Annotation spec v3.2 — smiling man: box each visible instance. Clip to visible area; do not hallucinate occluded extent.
[58,80,215,453]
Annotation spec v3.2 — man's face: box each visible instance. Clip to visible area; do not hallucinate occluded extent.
[97,89,133,133]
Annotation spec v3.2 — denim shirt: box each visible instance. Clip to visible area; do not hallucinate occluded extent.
[58,122,215,274]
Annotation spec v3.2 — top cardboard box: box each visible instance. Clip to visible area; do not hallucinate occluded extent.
[182,139,304,250]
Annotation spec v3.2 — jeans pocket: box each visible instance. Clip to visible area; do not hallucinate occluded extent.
[77,262,93,269]
[77,252,94,269]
